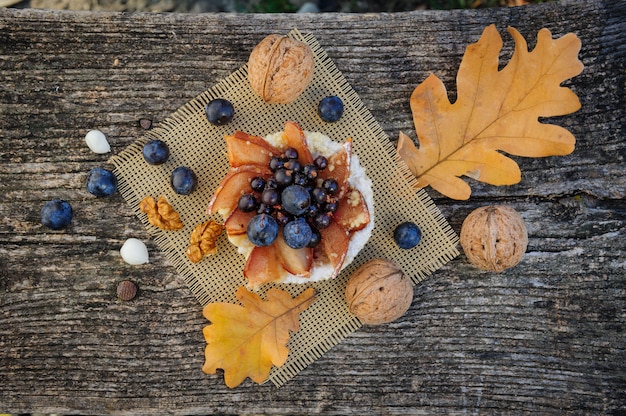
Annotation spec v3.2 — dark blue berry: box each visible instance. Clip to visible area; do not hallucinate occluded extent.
[142,139,170,165]
[284,159,301,171]
[275,210,293,226]
[313,212,332,229]
[257,203,274,215]
[246,213,278,247]
[265,177,279,189]
[281,185,311,216]
[322,178,339,195]
[306,204,319,218]
[86,167,118,197]
[293,172,309,186]
[311,187,327,203]
[393,222,422,249]
[318,95,344,123]
[307,228,321,248]
[274,168,293,187]
[284,147,298,160]
[238,193,258,212]
[269,156,284,171]
[41,199,73,230]
[283,218,313,249]
[314,155,328,170]
[250,176,266,192]
[261,188,280,206]
[171,166,198,195]
[325,200,339,213]
[205,98,234,126]
[302,164,318,180]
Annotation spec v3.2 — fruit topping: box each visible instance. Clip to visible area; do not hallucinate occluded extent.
[275,232,313,276]
[171,166,198,195]
[318,138,352,199]
[283,121,314,164]
[334,188,370,232]
[244,244,286,288]
[318,95,344,123]
[224,208,257,236]
[319,221,350,278]
[205,98,235,126]
[142,139,170,165]
[208,166,271,217]
[238,193,258,213]
[225,131,280,167]
[283,217,313,249]
[246,213,279,247]
[393,222,422,249]
[86,167,118,197]
[208,122,371,285]
[281,184,311,216]
[41,199,73,230]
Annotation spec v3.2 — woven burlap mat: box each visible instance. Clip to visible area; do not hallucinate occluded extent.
[110,29,459,387]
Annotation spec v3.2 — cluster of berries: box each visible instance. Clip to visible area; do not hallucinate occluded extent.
[241,148,341,250]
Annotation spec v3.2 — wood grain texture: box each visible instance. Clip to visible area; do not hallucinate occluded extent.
[1,1,625,414]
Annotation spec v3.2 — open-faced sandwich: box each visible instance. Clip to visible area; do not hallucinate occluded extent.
[207,121,374,288]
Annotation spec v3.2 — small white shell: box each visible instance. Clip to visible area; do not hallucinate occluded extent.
[85,130,111,154]
[120,238,149,265]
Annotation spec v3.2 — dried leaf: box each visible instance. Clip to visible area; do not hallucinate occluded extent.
[202,286,316,388]
[398,25,583,200]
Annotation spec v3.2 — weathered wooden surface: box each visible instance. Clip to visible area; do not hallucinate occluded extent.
[1,1,625,414]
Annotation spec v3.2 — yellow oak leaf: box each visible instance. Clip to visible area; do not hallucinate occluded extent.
[202,286,316,388]
[398,24,583,200]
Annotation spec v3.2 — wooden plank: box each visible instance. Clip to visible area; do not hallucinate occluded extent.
[1,1,625,414]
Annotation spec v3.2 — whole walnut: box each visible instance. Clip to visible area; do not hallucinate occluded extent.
[345,259,413,325]
[460,205,528,272]
[248,34,314,104]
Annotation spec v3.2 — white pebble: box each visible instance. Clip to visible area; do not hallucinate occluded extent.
[85,129,111,154]
[120,238,149,265]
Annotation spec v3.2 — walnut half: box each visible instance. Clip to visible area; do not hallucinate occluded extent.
[139,195,183,231]
[186,220,223,263]
[345,259,414,325]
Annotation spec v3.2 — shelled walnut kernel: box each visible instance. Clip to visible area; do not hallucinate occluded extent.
[186,220,223,263]
[139,195,183,231]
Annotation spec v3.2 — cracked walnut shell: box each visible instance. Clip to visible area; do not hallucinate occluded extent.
[248,34,314,104]
[460,205,528,272]
[345,259,413,325]
[139,195,183,231]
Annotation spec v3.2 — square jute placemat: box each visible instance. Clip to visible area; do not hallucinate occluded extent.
[110,29,459,387]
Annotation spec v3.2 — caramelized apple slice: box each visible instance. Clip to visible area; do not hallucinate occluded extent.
[225,131,280,168]
[274,232,313,277]
[333,187,370,232]
[283,121,314,164]
[207,165,271,217]
[243,244,286,288]
[318,221,350,279]
[319,138,352,198]
[224,208,256,236]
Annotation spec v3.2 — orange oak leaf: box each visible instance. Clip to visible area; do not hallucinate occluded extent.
[398,24,583,200]
[202,286,316,388]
